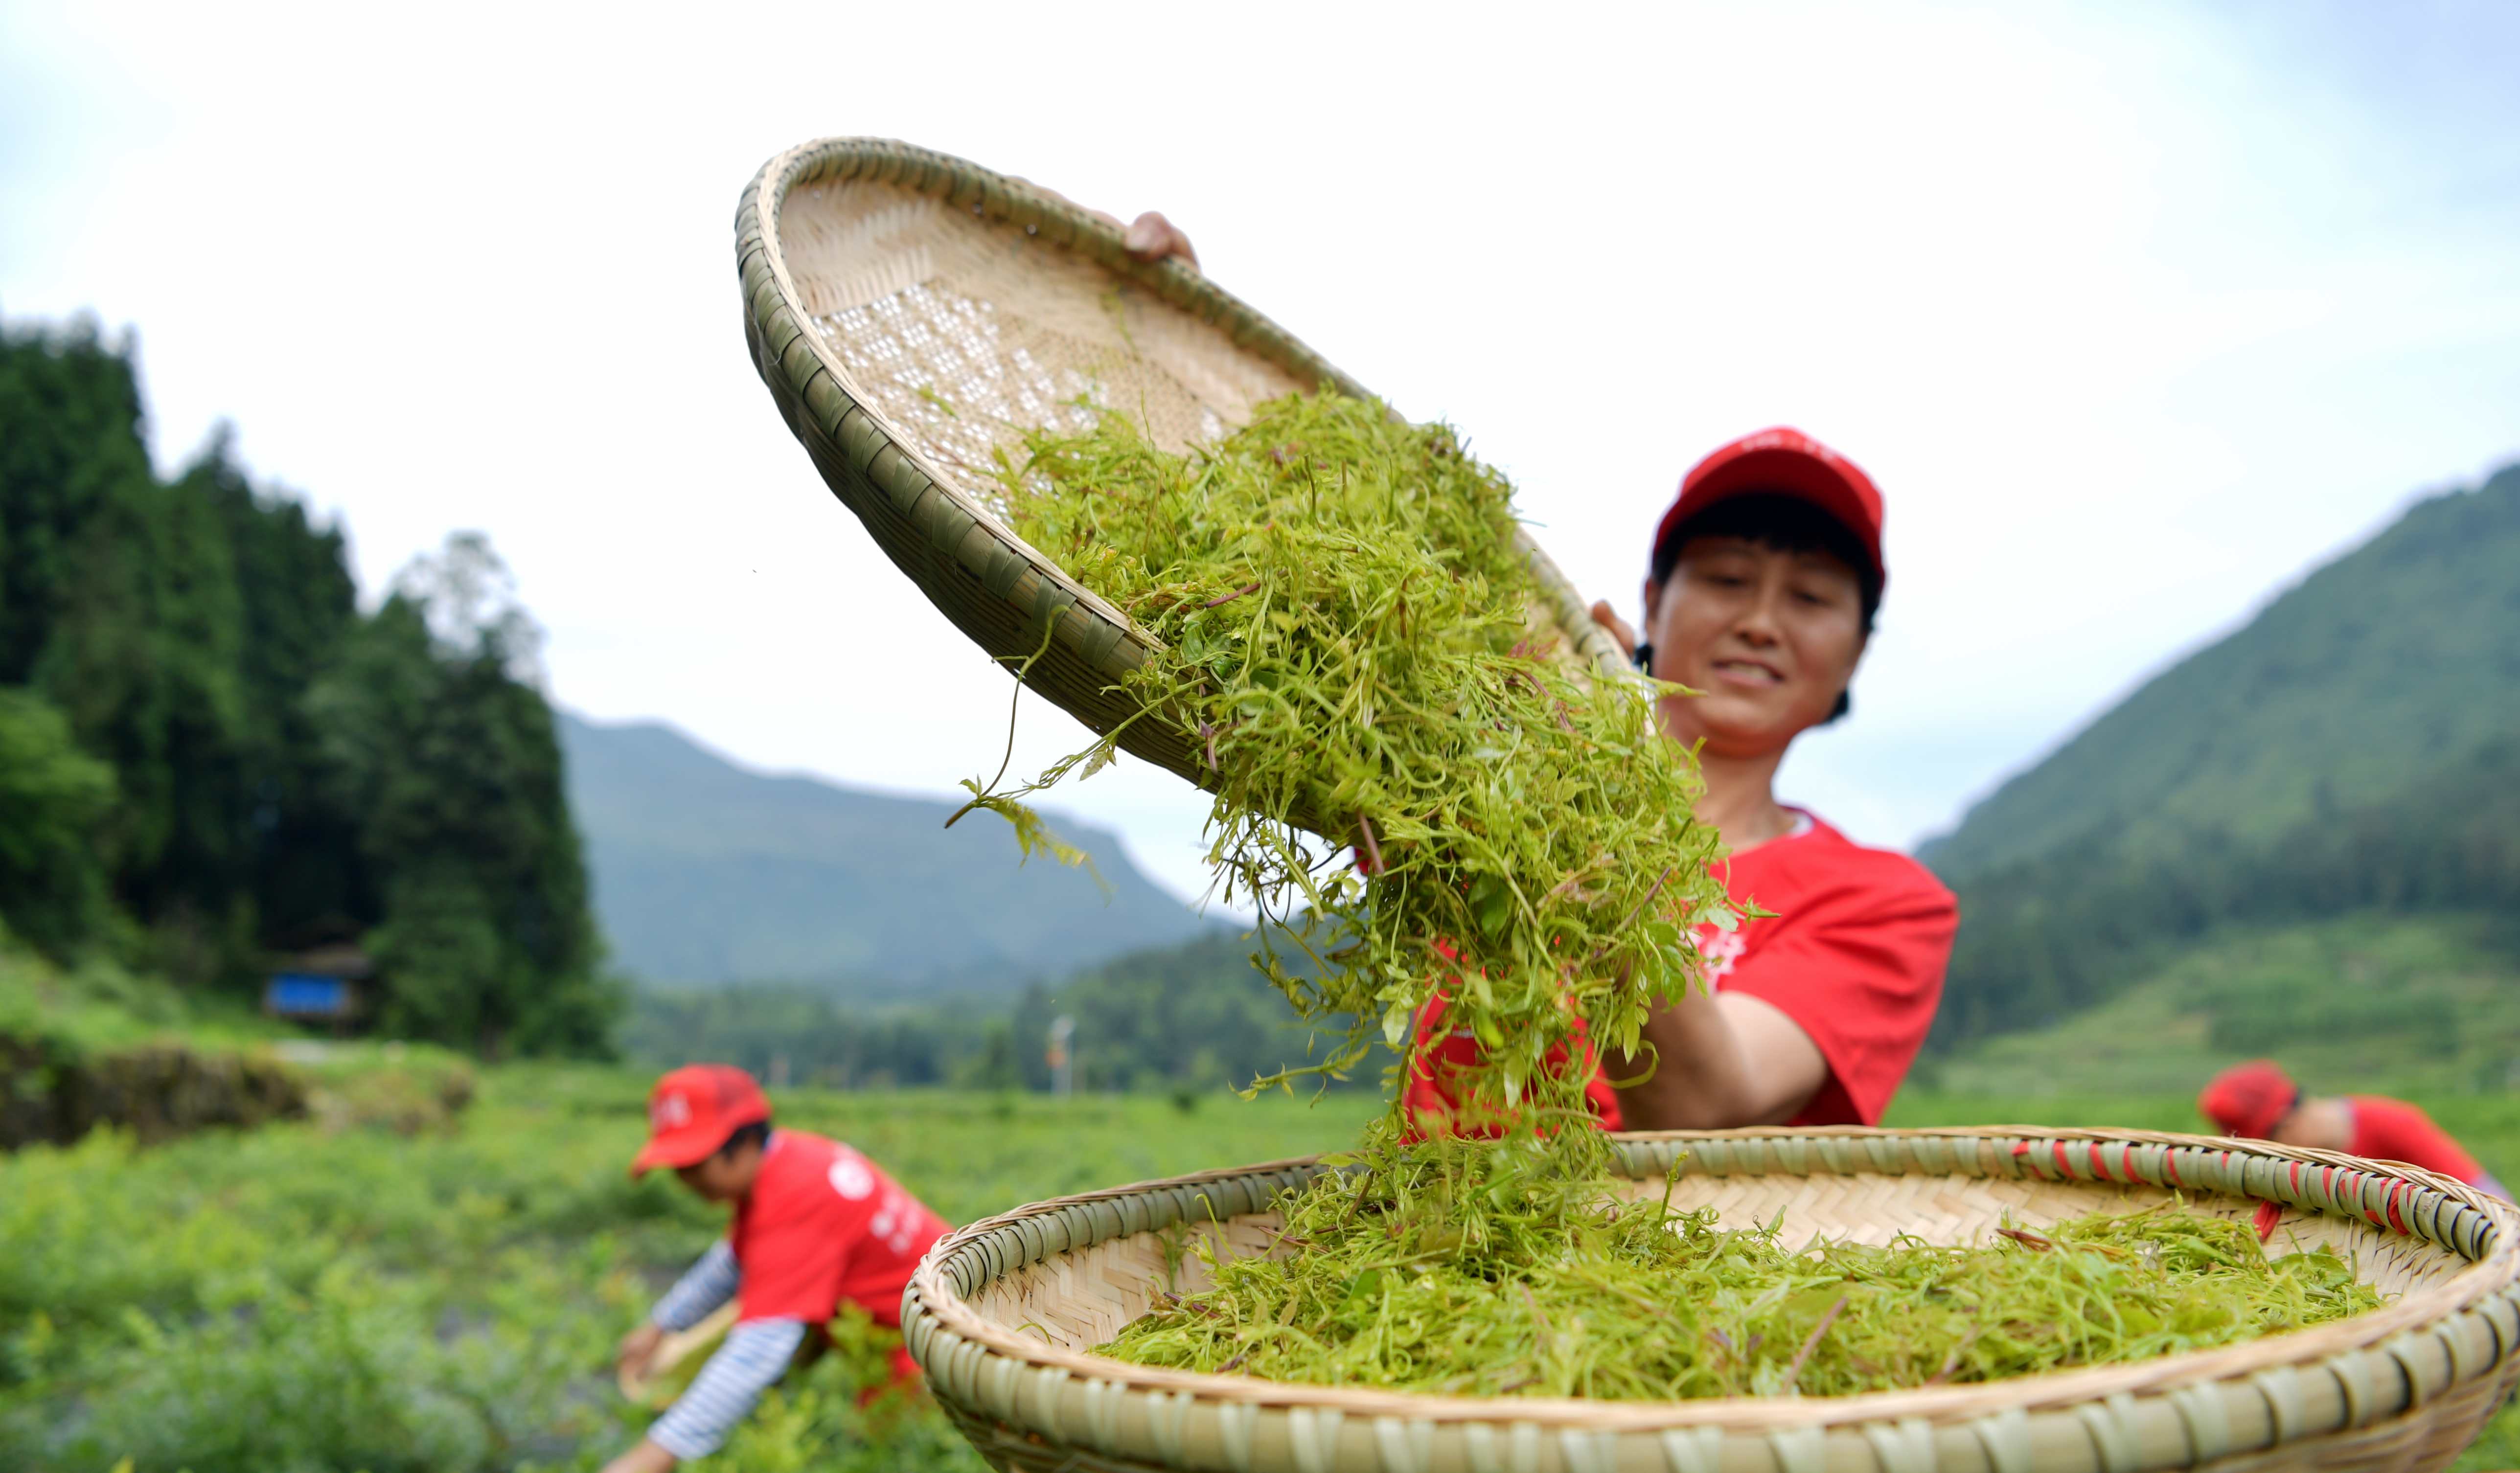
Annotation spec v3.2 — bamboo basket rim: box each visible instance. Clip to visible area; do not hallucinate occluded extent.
[904,1124,2520,1431]
[735,136,1631,816]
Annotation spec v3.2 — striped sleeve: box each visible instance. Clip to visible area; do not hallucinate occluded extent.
[647,1317,807,1460]
[650,1240,739,1332]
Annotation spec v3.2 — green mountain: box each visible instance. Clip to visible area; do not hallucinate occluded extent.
[1922,462,2520,878]
[1921,462,2520,1050]
[557,713,1217,997]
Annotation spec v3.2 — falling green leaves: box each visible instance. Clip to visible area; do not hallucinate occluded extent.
[981,392,1735,1119]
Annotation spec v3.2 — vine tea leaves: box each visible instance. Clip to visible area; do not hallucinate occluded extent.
[970,392,1735,1123]
[1099,1138,2384,1400]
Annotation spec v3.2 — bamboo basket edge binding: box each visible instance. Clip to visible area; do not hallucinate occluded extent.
[733,136,1628,819]
[898,1129,2520,1473]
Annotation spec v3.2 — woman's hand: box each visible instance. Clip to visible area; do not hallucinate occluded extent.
[617,1322,665,1384]
[1121,210,1198,268]
[1007,177,1200,271]
[1589,600,1639,659]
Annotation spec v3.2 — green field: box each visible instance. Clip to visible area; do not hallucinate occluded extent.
[0,1069,1375,1473]
[1927,913,2520,1098]
[7,1072,2516,1471]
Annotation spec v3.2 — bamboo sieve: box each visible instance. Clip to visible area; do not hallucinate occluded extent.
[902,1128,2520,1473]
[734,137,1626,816]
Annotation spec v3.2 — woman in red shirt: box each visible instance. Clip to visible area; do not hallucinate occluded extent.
[2200,1060,2510,1199]
[1405,429,1959,1132]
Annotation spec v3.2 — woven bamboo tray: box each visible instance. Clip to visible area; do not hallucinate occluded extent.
[734,137,1625,809]
[903,1129,2520,1473]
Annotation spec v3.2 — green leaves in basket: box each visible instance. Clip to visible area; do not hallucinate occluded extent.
[1099,1134,2383,1400]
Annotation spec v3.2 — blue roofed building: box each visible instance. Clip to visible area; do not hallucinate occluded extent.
[263,944,373,1031]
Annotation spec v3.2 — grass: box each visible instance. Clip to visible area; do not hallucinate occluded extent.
[0,944,285,1056]
[6,1074,2514,1469]
[0,1065,1374,1473]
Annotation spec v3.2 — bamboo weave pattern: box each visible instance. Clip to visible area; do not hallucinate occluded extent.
[736,137,1624,812]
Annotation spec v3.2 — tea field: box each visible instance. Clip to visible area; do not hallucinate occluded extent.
[4,1074,2514,1471]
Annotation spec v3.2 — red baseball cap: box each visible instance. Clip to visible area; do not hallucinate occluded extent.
[2199,1060,2299,1140]
[1652,427,1887,589]
[630,1064,772,1177]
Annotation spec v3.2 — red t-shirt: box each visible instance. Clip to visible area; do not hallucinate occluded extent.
[2347,1097,2486,1185]
[731,1130,950,1328]
[1403,812,1957,1129]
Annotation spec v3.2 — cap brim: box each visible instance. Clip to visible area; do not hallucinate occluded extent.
[629,1125,723,1178]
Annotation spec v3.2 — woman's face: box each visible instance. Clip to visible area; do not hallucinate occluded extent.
[1642,536,1868,758]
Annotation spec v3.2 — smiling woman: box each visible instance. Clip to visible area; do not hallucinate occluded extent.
[1407,428,1959,1133]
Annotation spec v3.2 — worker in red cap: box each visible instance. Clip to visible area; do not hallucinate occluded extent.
[1404,427,1960,1132]
[2199,1060,2509,1199]
[598,1065,950,1473]
[1115,223,1956,1131]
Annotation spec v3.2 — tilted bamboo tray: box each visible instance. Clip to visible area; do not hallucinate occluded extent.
[902,1129,2520,1473]
[734,137,1625,809]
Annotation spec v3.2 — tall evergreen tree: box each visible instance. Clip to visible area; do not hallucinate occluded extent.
[31,416,254,985]
[0,688,117,955]
[179,433,369,945]
[0,317,156,685]
[311,535,613,1056]
[0,315,617,1055]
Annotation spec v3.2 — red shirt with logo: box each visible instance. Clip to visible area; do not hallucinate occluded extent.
[2347,1097,2486,1185]
[730,1130,950,1328]
[1403,812,1958,1129]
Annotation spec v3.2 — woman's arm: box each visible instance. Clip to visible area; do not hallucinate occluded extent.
[618,1240,741,1388]
[644,1318,810,1462]
[649,1240,739,1331]
[1604,990,1829,1130]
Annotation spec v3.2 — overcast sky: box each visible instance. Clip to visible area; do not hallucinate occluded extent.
[5,1,2517,915]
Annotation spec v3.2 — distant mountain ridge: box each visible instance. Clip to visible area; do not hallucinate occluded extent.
[557,714,1216,998]
[1922,462,2520,880]
[1917,460,2520,1051]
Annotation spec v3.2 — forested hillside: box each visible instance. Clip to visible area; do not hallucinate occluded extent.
[1924,464,2520,876]
[1923,463,2520,1049]
[559,714,1211,997]
[622,924,1365,1096]
[0,317,609,1055]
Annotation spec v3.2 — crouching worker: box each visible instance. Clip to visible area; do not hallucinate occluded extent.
[2200,1059,2511,1201]
[601,1065,950,1473]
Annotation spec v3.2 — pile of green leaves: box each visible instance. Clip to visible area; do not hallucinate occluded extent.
[1103,1135,2381,1398]
[975,392,1734,1128]
[969,391,2394,1398]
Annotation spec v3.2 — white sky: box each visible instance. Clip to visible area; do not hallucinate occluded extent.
[5,1,2517,916]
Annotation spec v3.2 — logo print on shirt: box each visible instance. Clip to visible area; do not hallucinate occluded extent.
[1695,925,1747,982]
[650,1092,691,1130]
[828,1155,876,1201]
